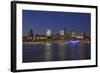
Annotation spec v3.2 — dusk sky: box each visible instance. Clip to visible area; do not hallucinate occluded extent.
[22,10,91,36]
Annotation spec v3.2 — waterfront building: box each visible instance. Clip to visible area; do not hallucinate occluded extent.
[63,29,73,38]
[46,29,52,36]
[24,36,48,41]
[59,29,66,40]
[71,32,84,39]
[33,36,48,41]
[60,29,65,36]
[23,29,90,43]
[76,32,84,39]
[71,32,76,37]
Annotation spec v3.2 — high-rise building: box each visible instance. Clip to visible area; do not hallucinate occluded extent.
[60,29,65,36]
[46,29,52,36]
[71,32,76,37]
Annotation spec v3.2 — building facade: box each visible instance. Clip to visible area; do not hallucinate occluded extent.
[46,29,52,36]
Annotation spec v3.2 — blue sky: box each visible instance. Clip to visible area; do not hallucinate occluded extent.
[22,10,91,36]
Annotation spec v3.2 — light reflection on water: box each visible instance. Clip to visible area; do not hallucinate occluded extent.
[45,43,52,61]
[23,43,91,63]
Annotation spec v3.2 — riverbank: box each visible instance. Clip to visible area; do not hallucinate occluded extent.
[23,41,68,44]
[23,40,90,45]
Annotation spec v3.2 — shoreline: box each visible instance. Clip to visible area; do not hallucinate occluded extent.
[23,41,90,45]
[23,41,67,44]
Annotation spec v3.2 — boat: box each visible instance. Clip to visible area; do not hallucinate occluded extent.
[69,38,80,46]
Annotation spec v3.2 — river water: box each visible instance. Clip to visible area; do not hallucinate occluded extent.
[23,43,91,63]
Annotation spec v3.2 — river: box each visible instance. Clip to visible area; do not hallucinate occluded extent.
[23,43,91,63]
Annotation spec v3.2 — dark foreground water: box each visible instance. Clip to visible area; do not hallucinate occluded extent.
[23,43,91,63]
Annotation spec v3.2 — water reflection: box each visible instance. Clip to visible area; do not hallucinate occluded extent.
[69,44,80,60]
[59,42,66,60]
[45,43,52,61]
[23,43,90,63]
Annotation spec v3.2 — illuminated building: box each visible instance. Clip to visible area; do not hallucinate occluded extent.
[71,32,76,37]
[60,29,65,36]
[46,29,52,36]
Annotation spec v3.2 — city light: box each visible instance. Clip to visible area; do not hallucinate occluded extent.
[69,40,80,46]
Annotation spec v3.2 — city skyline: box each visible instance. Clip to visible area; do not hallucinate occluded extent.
[23,10,91,36]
